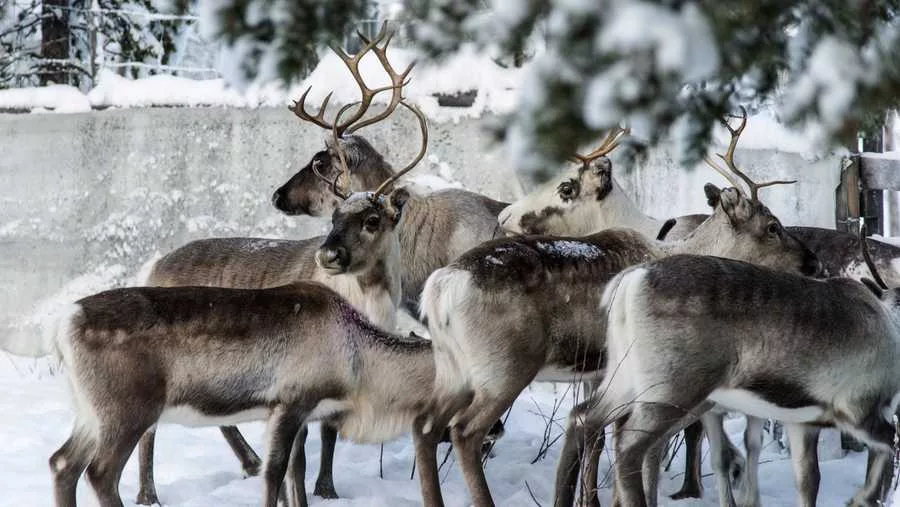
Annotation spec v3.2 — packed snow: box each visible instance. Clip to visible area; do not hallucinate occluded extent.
[0,353,873,507]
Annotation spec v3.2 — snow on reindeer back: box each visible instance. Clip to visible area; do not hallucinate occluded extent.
[535,240,604,260]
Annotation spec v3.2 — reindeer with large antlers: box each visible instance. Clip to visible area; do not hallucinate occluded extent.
[272,23,509,318]
[129,89,428,504]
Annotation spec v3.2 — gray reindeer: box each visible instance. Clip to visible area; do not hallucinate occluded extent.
[410,144,819,507]
[556,244,900,507]
[501,112,900,506]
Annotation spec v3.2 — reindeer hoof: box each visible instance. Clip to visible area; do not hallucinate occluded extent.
[314,481,339,499]
[669,486,703,500]
[136,489,160,505]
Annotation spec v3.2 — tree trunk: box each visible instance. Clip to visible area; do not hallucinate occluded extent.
[40,0,70,85]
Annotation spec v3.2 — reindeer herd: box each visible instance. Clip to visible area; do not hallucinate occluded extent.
[11,23,900,507]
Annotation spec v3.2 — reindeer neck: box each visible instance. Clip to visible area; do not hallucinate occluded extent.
[351,164,396,193]
[654,213,728,257]
[333,233,402,331]
[594,182,662,238]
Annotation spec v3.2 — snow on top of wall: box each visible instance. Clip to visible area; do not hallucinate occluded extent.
[87,70,248,108]
[0,85,91,113]
[0,45,522,122]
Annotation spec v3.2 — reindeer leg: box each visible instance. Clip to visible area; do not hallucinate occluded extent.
[577,420,604,507]
[87,421,154,507]
[412,414,445,507]
[554,405,587,507]
[50,424,96,507]
[702,411,738,507]
[613,404,692,507]
[262,407,307,507]
[451,425,495,507]
[736,416,763,507]
[285,426,309,507]
[220,425,262,477]
[136,428,160,505]
[313,423,339,498]
[785,424,820,507]
[844,416,895,507]
[670,421,704,500]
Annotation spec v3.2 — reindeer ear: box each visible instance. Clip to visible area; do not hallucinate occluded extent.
[386,187,410,224]
[718,187,753,223]
[704,184,722,208]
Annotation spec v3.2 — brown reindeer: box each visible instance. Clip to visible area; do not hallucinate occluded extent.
[271,28,508,316]
[134,89,427,505]
[47,281,437,507]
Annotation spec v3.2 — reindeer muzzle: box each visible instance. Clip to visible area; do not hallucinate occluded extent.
[315,246,349,274]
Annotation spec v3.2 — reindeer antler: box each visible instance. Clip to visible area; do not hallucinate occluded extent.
[317,102,360,200]
[371,100,428,199]
[570,126,630,167]
[288,21,414,137]
[704,107,796,201]
[345,25,415,134]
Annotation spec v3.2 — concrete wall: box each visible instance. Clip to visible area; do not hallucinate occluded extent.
[0,107,841,331]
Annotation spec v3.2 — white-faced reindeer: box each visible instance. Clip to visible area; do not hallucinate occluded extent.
[47,280,438,507]
[556,244,900,507]
[131,93,427,506]
[409,137,820,507]
[501,112,900,506]
[272,35,508,316]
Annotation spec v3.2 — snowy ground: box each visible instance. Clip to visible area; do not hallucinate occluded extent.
[0,353,871,507]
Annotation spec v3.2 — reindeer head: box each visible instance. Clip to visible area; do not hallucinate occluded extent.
[498,128,627,236]
[316,188,409,274]
[313,98,428,275]
[272,135,390,216]
[272,22,414,217]
[697,184,821,276]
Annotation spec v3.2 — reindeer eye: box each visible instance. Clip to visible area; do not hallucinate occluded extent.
[557,180,580,202]
[364,215,381,232]
[767,223,779,235]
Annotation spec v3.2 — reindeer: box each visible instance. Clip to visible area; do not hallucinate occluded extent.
[501,111,900,506]
[132,93,427,506]
[555,244,900,507]
[47,279,439,507]
[271,26,508,317]
[410,141,820,507]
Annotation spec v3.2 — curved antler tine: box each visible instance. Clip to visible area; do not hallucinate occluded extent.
[703,156,745,192]
[371,101,428,198]
[860,222,889,289]
[575,126,630,165]
[344,42,416,134]
[328,101,361,200]
[289,87,336,131]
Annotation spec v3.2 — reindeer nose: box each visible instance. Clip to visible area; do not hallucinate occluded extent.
[316,246,349,273]
[272,189,286,210]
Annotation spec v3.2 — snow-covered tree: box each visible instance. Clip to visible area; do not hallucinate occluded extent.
[181,0,900,181]
[0,0,194,89]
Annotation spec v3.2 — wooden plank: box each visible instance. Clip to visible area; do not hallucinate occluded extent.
[835,156,860,233]
[859,155,900,190]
